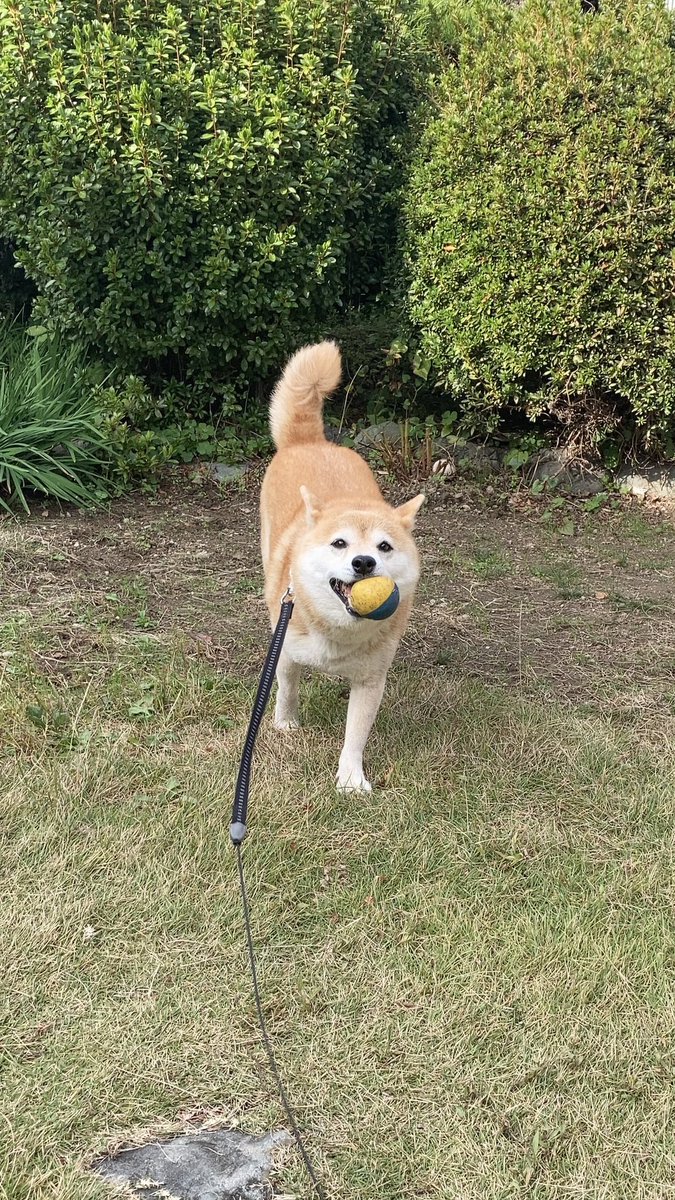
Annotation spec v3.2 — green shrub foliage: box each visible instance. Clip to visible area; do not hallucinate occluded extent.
[407,0,675,453]
[0,0,421,408]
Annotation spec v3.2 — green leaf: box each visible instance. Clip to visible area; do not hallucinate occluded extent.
[25,704,47,729]
[504,449,529,471]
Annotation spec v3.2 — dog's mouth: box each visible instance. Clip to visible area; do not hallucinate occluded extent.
[330,578,357,616]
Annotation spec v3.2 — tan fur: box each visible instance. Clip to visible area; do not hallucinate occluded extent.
[268,339,342,450]
[260,340,424,793]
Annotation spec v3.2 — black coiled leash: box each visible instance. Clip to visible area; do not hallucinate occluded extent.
[230,586,295,848]
[230,588,329,1200]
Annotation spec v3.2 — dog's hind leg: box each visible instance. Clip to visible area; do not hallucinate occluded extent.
[337,674,387,794]
[274,652,302,730]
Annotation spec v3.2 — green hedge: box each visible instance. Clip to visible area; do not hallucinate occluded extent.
[406,0,675,456]
[0,0,423,411]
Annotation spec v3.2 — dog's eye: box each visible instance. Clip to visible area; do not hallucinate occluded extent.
[378,540,393,553]
[331,538,347,550]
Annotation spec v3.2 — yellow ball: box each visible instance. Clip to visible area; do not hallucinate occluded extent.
[350,576,400,620]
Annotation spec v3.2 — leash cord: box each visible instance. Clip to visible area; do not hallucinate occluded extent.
[230,592,294,846]
[235,843,329,1200]
[230,591,329,1200]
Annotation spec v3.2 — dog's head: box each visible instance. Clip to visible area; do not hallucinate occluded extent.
[294,489,424,628]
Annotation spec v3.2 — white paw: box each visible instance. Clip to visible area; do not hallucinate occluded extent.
[274,716,301,731]
[336,765,372,795]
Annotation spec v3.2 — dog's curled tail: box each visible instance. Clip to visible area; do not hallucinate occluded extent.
[269,340,341,450]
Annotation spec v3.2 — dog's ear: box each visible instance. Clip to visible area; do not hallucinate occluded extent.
[300,485,321,526]
[395,493,425,530]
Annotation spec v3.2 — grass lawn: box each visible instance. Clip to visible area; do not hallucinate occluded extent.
[1,473,674,1199]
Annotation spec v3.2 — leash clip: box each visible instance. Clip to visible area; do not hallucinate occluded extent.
[281,583,294,604]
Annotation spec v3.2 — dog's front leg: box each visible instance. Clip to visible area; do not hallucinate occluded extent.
[274,651,302,730]
[337,675,387,794]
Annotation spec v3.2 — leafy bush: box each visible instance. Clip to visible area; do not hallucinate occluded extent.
[0,0,423,411]
[99,373,272,486]
[406,0,675,457]
[96,375,180,489]
[0,327,109,511]
[420,0,513,65]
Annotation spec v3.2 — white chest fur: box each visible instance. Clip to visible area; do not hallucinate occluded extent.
[283,622,392,681]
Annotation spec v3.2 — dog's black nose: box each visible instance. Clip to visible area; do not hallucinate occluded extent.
[352,555,376,577]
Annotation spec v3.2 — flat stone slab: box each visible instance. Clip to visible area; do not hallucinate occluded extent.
[354,420,402,449]
[531,449,606,497]
[93,1127,291,1200]
[617,466,675,500]
[206,462,248,485]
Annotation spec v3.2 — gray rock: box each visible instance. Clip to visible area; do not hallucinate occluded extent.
[354,421,402,450]
[93,1126,292,1200]
[531,450,605,497]
[451,440,501,473]
[616,466,675,500]
[207,462,248,485]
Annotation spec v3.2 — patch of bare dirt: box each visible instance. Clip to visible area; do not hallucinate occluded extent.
[0,468,673,716]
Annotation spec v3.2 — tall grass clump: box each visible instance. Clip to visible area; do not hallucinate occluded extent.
[0,327,109,512]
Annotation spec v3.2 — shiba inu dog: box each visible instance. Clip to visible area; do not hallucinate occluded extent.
[260,340,424,793]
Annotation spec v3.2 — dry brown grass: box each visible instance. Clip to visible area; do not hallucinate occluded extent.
[1,479,674,1199]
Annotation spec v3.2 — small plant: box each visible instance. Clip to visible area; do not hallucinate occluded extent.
[383,337,434,408]
[582,492,609,514]
[0,325,109,512]
[170,418,272,465]
[533,560,583,598]
[468,547,512,581]
[370,412,454,482]
[99,369,275,486]
[325,309,443,430]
